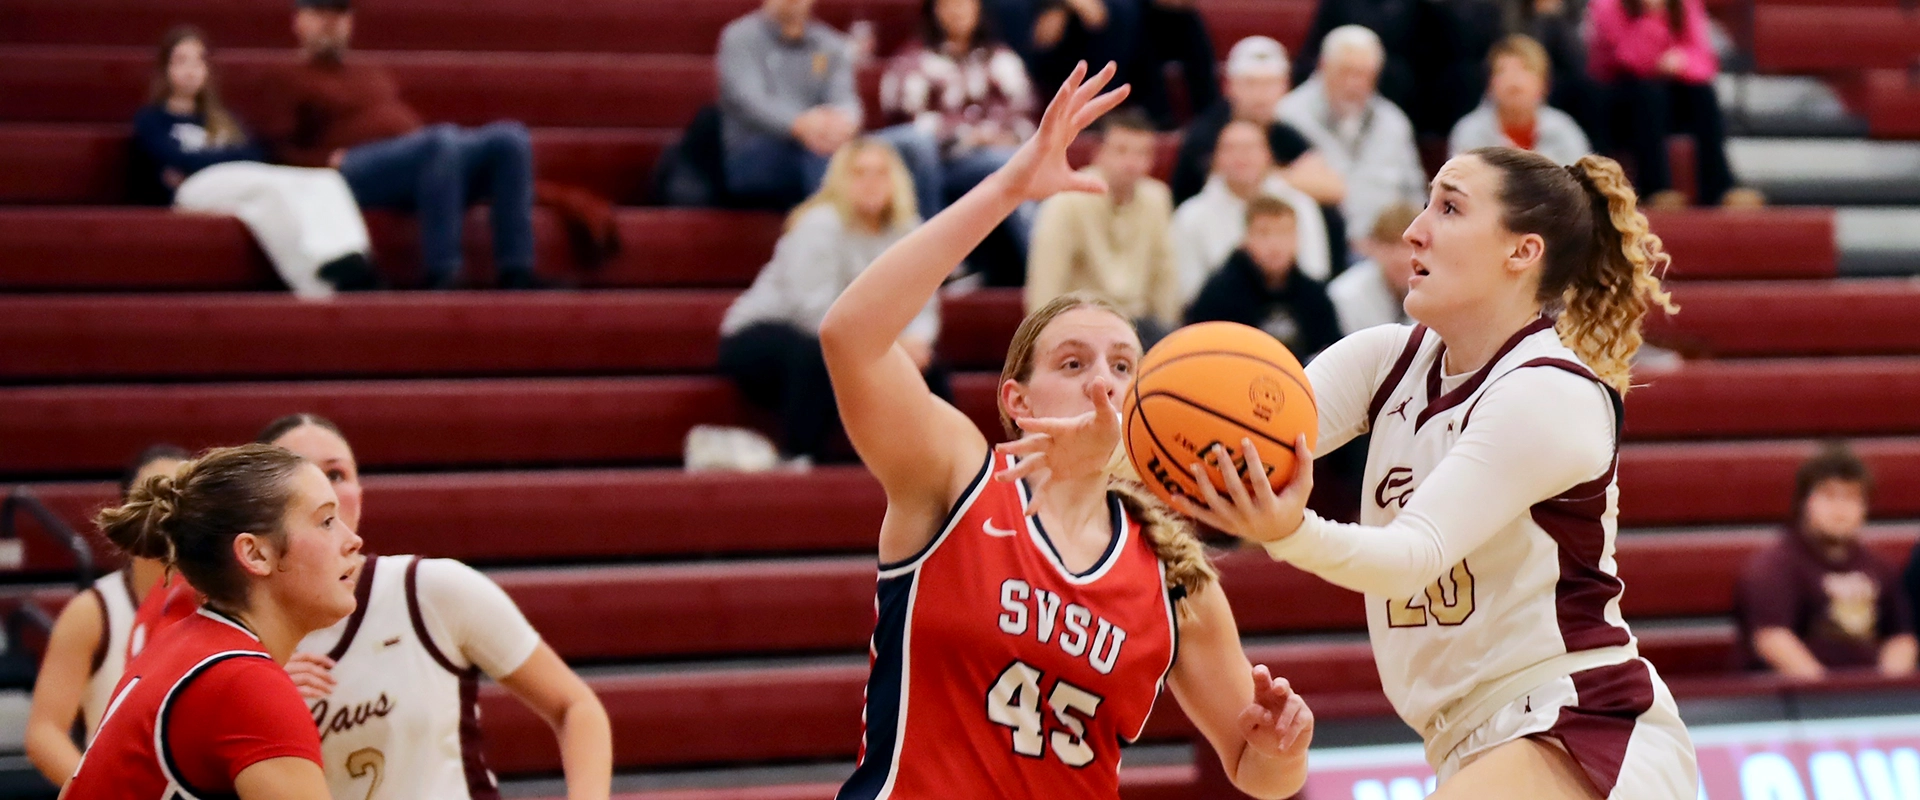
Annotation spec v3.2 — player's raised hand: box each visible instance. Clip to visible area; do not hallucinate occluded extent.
[991,61,1130,203]
[997,377,1125,513]
[1172,435,1314,545]
[1237,664,1314,760]
[285,651,337,700]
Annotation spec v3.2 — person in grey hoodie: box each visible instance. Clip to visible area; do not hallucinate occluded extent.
[718,0,944,215]
[718,138,946,463]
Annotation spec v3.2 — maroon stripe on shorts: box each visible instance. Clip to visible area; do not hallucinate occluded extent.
[1367,325,1429,426]
[1546,659,1658,796]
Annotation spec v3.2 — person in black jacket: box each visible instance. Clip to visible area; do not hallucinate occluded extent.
[1185,195,1342,361]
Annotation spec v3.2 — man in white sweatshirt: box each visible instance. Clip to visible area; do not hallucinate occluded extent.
[1170,119,1334,306]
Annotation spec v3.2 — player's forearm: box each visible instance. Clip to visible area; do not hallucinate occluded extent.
[822,173,1024,366]
[24,722,81,787]
[557,695,613,800]
[1228,740,1309,800]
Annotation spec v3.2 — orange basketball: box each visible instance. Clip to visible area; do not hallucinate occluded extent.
[1123,321,1319,509]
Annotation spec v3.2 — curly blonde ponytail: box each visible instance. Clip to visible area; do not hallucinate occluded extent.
[1559,156,1679,394]
[1469,147,1680,394]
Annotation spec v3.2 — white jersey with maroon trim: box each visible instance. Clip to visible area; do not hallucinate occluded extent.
[296,555,501,800]
[79,569,136,740]
[1279,320,1650,732]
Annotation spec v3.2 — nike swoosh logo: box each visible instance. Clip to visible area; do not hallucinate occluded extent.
[983,520,1018,538]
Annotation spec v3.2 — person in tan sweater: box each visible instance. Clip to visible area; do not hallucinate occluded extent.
[1024,109,1180,345]
[253,0,542,289]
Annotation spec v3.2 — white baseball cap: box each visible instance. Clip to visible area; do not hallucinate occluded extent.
[1226,36,1289,78]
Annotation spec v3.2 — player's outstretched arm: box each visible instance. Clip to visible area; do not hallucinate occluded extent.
[499,643,612,800]
[1166,582,1312,799]
[25,592,103,787]
[818,62,1129,544]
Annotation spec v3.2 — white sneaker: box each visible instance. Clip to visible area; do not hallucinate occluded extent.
[684,425,782,472]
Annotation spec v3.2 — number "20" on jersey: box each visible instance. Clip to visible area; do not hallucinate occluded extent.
[1386,560,1477,627]
[986,661,1105,767]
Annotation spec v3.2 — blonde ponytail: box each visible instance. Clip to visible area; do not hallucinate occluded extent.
[1559,156,1679,394]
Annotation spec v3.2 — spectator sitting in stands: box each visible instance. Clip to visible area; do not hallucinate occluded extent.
[134,26,376,297]
[719,0,943,217]
[881,0,1037,244]
[1172,120,1335,306]
[255,0,545,289]
[1588,0,1762,208]
[1171,35,1343,206]
[717,139,947,467]
[1328,201,1417,333]
[1184,196,1341,360]
[1449,35,1592,165]
[1504,0,1606,149]
[1025,109,1180,345]
[1279,25,1427,243]
[1738,442,1917,680]
[1291,0,1418,126]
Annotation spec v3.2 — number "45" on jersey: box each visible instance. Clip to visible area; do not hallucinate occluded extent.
[1386,560,1477,627]
[985,661,1106,767]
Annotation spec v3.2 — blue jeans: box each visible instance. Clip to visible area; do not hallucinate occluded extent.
[339,121,535,285]
[723,123,944,217]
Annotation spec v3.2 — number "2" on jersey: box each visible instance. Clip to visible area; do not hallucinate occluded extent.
[985,661,1105,767]
[1386,561,1476,627]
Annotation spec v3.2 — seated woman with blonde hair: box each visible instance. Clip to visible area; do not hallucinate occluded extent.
[714,138,949,468]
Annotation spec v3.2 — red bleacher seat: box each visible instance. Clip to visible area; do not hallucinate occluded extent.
[1648,280,1920,358]
[19,443,1920,575]
[1863,69,1920,140]
[1752,6,1920,72]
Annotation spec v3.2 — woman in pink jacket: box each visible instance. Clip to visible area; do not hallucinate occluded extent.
[1588,0,1758,208]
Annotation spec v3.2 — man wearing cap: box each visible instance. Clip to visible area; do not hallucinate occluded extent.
[253,0,545,290]
[1169,35,1342,207]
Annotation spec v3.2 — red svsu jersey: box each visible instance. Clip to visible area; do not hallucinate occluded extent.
[838,454,1179,800]
[67,609,323,800]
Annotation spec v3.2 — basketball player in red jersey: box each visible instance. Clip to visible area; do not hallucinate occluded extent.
[62,444,364,800]
[820,62,1314,800]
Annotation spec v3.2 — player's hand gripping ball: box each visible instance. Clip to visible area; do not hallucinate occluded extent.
[1122,321,1318,508]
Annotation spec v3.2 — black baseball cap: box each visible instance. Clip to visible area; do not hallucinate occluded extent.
[295,0,351,10]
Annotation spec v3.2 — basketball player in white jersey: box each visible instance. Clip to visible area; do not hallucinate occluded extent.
[259,414,611,800]
[25,444,188,786]
[1182,147,1700,798]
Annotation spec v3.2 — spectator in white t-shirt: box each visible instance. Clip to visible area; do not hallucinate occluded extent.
[1328,201,1418,334]
[1171,119,1334,305]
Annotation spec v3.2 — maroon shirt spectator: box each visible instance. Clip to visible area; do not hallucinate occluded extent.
[1737,442,1918,679]
[251,0,541,289]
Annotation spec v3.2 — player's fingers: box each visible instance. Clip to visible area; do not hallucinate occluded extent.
[1170,494,1231,531]
[1036,62,1086,135]
[1019,412,1093,437]
[1249,664,1275,701]
[1237,704,1268,736]
[997,434,1051,457]
[1242,440,1278,504]
[1213,445,1255,510]
[1069,61,1116,110]
[996,452,1048,482]
[1187,461,1231,514]
[1280,434,1315,499]
[1070,83,1132,132]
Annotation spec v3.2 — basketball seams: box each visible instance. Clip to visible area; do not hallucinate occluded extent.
[1137,350,1321,418]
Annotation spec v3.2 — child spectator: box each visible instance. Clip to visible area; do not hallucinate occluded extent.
[1185,196,1341,360]
[717,139,945,466]
[133,26,375,297]
[1328,201,1418,333]
[1279,25,1427,243]
[1025,110,1180,345]
[255,0,545,289]
[1172,120,1335,304]
[1588,0,1761,207]
[1449,35,1592,165]
[1737,442,1917,679]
